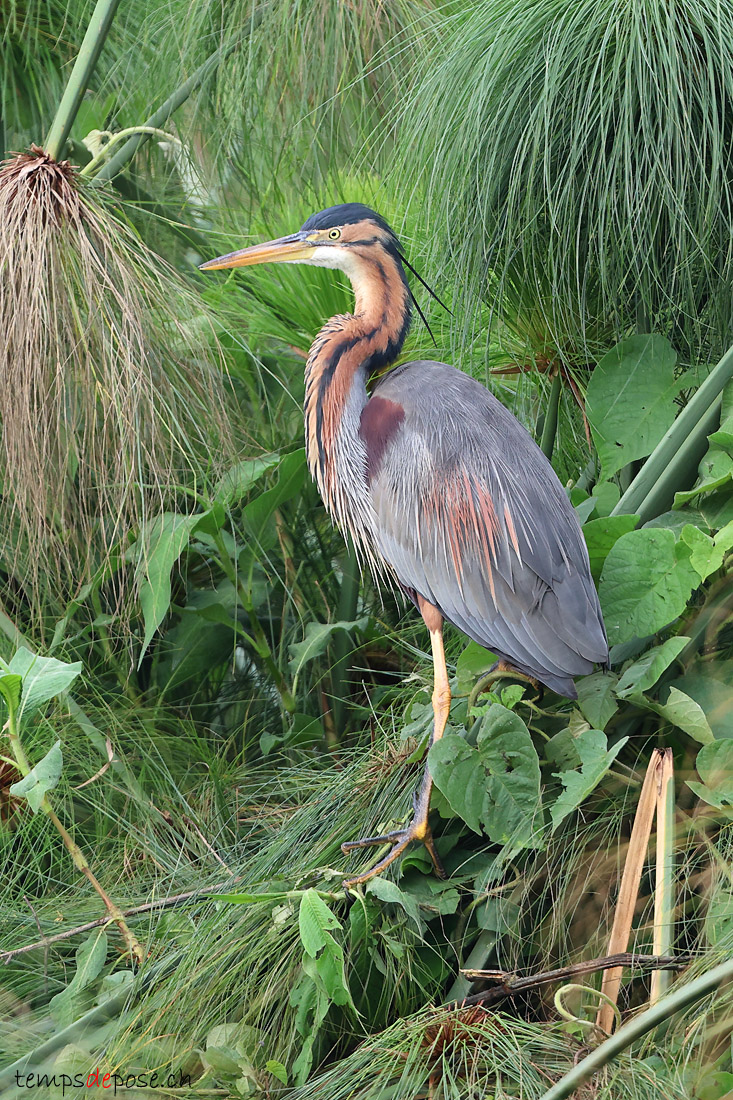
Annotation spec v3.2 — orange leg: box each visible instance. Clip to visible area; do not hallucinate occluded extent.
[342,597,451,888]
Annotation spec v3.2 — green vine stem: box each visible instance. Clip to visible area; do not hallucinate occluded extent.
[554,983,621,1035]
[79,127,181,178]
[468,668,539,711]
[540,956,733,1100]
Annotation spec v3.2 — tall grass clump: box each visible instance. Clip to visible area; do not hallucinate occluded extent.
[401,0,733,365]
[155,0,436,199]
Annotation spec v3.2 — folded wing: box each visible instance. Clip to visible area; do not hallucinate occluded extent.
[362,361,608,698]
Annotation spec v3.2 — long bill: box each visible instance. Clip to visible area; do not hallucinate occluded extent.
[199,232,314,270]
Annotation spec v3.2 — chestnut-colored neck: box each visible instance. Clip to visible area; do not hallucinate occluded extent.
[303,247,411,501]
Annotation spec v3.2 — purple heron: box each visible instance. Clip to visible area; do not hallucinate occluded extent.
[201,204,608,887]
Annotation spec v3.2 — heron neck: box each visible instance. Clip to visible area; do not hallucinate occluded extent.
[303,253,411,494]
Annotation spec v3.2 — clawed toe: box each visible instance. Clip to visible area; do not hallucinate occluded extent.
[341,821,447,888]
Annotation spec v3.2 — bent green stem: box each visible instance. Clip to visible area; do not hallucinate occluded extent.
[80,127,181,178]
[2,696,144,964]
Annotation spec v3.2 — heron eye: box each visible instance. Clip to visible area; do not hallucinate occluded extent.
[328,228,341,240]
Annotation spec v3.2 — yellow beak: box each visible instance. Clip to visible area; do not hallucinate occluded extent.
[199,232,314,271]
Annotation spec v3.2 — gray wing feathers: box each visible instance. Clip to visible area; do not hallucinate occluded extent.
[369,362,608,696]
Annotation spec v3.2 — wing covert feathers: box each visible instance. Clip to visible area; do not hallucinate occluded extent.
[366,361,608,698]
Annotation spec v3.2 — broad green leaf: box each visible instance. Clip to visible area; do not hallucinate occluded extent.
[573,496,597,525]
[615,637,689,698]
[203,1022,259,1078]
[714,519,733,552]
[298,892,353,1009]
[498,683,526,710]
[306,936,352,1006]
[588,480,620,519]
[582,515,639,581]
[455,640,498,695]
[398,875,461,915]
[550,730,628,830]
[242,449,307,546]
[266,1061,288,1085]
[429,705,542,847]
[429,734,486,834]
[95,970,134,1006]
[367,877,424,932]
[670,668,733,739]
[400,699,435,743]
[213,453,280,506]
[680,520,733,580]
[674,449,733,506]
[289,617,369,677]
[630,687,714,744]
[298,889,341,957]
[49,930,108,1026]
[704,883,733,947]
[599,529,701,645]
[709,429,733,449]
[476,895,520,934]
[575,671,619,730]
[0,672,22,717]
[687,740,733,808]
[681,525,719,579]
[9,740,63,813]
[643,507,710,536]
[286,713,325,748]
[545,725,585,771]
[586,335,679,481]
[290,974,329,1084]
[7,649,82,721]
[135,512,206,663]
[699,489,733,531]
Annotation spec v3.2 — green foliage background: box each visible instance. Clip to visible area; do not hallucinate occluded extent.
[1,2,733,1098]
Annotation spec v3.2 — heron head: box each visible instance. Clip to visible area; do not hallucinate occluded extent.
[199,203,402,276]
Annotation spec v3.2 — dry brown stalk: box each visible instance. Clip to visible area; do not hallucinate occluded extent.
[596,748,666,1034]
[651,747,675,1004]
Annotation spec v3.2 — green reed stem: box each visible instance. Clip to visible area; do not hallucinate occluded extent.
[45,0,122,160]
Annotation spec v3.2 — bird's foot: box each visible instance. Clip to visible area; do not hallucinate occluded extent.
[341,817,446,888]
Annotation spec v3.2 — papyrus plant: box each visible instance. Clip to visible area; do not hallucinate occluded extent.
[0,144,231,622]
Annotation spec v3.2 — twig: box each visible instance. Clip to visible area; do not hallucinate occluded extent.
[72,737,114,789]
[1,878,241,964]
[42,802,145,965]
[450,953,692,1009]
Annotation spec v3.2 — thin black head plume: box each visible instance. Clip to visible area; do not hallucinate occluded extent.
[398,251,452,348]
